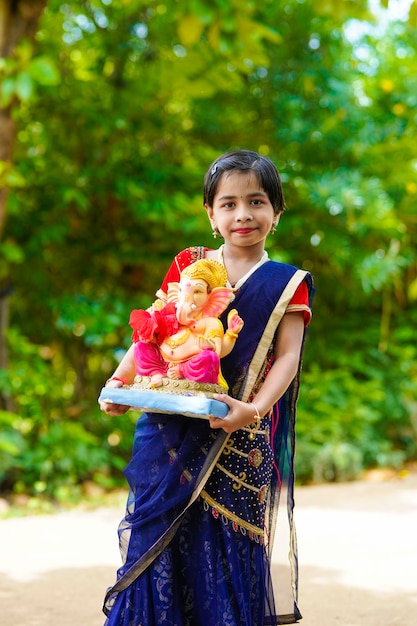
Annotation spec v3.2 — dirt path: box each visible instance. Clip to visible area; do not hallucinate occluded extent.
[1,473,416,626]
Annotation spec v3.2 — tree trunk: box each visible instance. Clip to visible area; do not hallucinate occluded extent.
[0,0,48,407]
[0,0,48,234]
[0,285,14,411]
[0,0,48,56]
[0,108,14,237]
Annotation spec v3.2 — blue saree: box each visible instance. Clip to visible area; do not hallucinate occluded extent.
[103,253,313,626]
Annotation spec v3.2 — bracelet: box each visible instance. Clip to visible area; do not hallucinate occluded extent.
[225,329,239,339]
[105,376,127,386]
[248,402,261,440]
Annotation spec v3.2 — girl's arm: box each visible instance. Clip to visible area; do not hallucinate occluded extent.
[251,311,305,415]
[99,251,194,415]
[209,312,305,433]
[99,344,137,415]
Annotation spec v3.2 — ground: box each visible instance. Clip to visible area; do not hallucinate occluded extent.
[1,471,416,626]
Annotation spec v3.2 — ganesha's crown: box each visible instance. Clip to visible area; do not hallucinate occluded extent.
[181,259,228,290]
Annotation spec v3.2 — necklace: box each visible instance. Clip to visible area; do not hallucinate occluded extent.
[217,244,269,291]
[164,328,191,349]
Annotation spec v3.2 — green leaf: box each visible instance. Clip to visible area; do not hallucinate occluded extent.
[0,240,24,264]
[0,77,15,107]
[177,14,204,46]
[6,168,26,188]
[409,0,417,27]
[29,56,60,86]
[408,277,417,301]
[15,72,33,101]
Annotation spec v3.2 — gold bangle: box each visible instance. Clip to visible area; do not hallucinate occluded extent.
[225,329,239,339]
[248,402,261,440]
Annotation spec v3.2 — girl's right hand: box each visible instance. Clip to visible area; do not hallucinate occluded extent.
[99,400,130,416]
[99,379,130,415]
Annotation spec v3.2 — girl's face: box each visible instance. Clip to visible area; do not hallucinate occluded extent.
[206,171,279,248]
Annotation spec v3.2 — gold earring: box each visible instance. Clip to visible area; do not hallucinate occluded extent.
[270,224,276,235]
[212,226,222,239]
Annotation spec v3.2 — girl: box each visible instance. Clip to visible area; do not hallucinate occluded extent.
[100,150,314,625]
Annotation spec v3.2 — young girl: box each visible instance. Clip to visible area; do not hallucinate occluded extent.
[100,150,313,625]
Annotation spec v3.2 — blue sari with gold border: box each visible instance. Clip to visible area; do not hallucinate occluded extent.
[103,252,313,626]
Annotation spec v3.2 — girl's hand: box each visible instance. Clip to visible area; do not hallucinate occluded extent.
[99,400,130,416]
[99,379,130,416]
[208,394,256,433]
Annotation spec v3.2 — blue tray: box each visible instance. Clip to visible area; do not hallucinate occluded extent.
[98,388,228,419]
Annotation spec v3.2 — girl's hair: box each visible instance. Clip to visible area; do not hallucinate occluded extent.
[203,150,285,215]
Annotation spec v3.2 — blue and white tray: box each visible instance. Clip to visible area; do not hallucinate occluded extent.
[98,387,228,419]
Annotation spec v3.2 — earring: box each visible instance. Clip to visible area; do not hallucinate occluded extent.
[270,224,276,235]
[212,226,222,239]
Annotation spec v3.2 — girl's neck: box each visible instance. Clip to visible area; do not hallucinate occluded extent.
[216,244,269,289]
[220,242,266,264]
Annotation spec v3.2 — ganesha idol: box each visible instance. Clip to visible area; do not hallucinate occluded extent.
[129,259,244,394]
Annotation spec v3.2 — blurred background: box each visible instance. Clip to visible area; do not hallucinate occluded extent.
[0,0,416,509]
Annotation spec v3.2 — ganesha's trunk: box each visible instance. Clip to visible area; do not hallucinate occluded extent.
[176,302,194,326]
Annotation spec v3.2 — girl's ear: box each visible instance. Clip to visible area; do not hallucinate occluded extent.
[205,203,215,227]
[273,213,282,228]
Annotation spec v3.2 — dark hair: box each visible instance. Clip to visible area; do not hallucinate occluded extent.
[203,150,285,215]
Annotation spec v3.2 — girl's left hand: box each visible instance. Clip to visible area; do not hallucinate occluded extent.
[209,394,256,433]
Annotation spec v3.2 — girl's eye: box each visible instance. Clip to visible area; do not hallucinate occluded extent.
[251,199,263,206]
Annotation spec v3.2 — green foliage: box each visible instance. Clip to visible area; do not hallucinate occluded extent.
[296,304,417,482]
[0,328,137,499]
[0,40,59,107]
[0,0,416,499]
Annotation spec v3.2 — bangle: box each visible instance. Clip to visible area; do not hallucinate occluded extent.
[105,376,127,386]
[248,402,261,440]
[226,329,239,339]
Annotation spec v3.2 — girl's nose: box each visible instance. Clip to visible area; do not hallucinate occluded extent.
[235,203,253,221]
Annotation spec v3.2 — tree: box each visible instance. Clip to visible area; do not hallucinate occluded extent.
[0,0,48,233]
[0,0,48,412]
[0,0,416,498]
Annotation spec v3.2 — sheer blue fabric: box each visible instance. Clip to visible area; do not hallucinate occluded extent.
[103,255,314,626]
[106,498,277,626]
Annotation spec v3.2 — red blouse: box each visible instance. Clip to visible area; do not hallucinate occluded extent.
[157,247,311,325]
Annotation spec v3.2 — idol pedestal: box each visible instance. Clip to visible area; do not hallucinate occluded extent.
[98,375,229,419]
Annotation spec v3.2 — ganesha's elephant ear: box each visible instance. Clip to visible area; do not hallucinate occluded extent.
[167,282,180,304]
[202,287,235,318]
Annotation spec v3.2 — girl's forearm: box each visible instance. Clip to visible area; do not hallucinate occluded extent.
[106,344,137,385]
[250,352,301,416]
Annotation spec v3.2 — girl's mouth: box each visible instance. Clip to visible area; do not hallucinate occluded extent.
[233,228,255,235]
